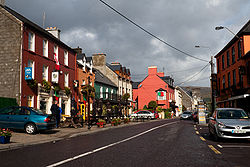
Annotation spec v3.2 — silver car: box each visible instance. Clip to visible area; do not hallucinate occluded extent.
[130,110,155,119]
[208,108,250,140]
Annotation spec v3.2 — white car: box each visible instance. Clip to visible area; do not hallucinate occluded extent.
[130,110,155,119]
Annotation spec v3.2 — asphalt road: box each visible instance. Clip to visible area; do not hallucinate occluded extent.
[0,119,249,167]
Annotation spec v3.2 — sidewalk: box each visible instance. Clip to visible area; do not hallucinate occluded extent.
[0,121,140,152]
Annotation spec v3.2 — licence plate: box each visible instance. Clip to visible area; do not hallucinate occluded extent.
[232,130,246,133]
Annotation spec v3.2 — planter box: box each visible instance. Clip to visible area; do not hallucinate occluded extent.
[0,136,11,144]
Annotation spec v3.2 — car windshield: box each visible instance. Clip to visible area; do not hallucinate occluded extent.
[217,110,249,119]
[183,112,191,114]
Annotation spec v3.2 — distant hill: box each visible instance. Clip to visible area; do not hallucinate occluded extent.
[182,86,211,100]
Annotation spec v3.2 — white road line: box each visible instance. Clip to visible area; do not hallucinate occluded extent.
[219,145,250,148]
[217,144,223,148]
[46,121,177,167]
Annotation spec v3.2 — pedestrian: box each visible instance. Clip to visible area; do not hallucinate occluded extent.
[50,101,60,128]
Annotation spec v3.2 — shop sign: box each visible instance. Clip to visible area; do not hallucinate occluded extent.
[52,72,59,83]
[25,67,32,80]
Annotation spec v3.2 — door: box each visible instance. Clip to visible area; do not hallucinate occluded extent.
[9,107,31,129]
[0,107,13,128]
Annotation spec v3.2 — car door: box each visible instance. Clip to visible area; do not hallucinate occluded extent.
[0,107,13,128]
[10,107,31,129]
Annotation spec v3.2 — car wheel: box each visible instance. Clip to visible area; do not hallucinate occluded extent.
[25,123,37,134]
[148,116,151,120]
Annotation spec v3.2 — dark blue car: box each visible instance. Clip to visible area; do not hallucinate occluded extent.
[0,106,56,134]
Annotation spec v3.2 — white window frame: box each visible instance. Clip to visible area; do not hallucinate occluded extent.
[64,73,69,87]
[64,50,68,66]
[100,87,103,98]
[42,65,49,81]
[111,89,113,100]
[43,40,48,57]
[106,88,109,99]
[82,80,86,86]
[28,60,35,79]
[27,96,34,107]
[28,32,35,52]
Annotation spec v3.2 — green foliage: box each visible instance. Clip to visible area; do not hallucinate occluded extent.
[64,87,71,96]
[0,128,12,137]
[0,97,17,109]
[182,105,187,111]
[42,79,51,91]
[81,85,95,98]
[143,105,148,110]
[102,104,107,116]
[122,93,130,101]
[165,111,171,119]
[148,101,157,110]
[156,106,163,113]
[124,117,130,124]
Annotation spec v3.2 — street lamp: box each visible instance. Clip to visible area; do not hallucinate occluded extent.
[195,45,215,114]
[215,26,242,41]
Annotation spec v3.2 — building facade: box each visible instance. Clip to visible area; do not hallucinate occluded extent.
[215,20,250,112]
[0,4,76,115]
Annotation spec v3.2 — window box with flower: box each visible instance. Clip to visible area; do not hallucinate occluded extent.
[96,119,106,128]
[0,128,12,144]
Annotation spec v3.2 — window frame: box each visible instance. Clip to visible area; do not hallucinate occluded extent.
[64,50,68,66]
[28,32,35,52]
[42,65,49,81]
[232,46,235,64]
[64,73,69,87]
[43,39,48,57]
[27,60,35,79]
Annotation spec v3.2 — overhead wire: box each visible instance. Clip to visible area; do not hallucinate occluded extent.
[99,0,209,63]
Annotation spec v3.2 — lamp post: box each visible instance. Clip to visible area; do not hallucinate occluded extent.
[215,26,242,41]
[195,45,215,114]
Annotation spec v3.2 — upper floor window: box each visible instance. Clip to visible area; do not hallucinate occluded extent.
[64,73,69,87]
[222,75,225,89]
[64,51,68,66]
[232,46,235,64]
[100,87,103,98]
[27,60,35,79]
[42,65,48,81]
[226,51,230,67]
[43,40,48,57]
[233,69,236,86]
[222,55,225,69]
[28,32,35,52]
[82,79,86,86]
[217,59,220,73]
[106,88,109,99]
[54,45,58,57]
[238,41,242,59]
[228,72,231,88]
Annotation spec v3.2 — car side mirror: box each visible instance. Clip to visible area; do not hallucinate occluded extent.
[209,117,215,121]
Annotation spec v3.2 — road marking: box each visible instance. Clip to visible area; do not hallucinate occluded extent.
[208,145,222,154]
[219,145,250,148]
[46,121,177,167]
[200,136,206,141]
[196,131,199,135]
[194,127,197,130]
[217,144,223,148]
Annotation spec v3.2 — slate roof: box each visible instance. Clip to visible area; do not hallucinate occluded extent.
[107,63,122,71]
[86,57,92,63]
[94,69,117,88]
[76,53,86,60]
[132,82,141,89]
[1,5,75,53]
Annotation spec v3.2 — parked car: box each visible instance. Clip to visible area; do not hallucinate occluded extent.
[130,110,155,119]
[208,108,250,140]
[180,111,193,120]
[151,110,159,119]
[0,106,56,134]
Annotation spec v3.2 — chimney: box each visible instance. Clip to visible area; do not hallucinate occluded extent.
[92,53,106,67]
[73,47,82,54]
[148,66,157,75]
[46,27,61,39]
[157,72,164,77]
[0,0,5,6]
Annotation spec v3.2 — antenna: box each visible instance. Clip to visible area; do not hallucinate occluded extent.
[42,12,46,28]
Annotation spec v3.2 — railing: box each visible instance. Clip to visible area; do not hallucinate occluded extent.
[95,92,122,101]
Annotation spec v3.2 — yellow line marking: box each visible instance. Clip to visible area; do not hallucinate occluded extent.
[194,128,197,130]
[200,136,206,141]
[208,145,222,155]
[196,131,199,135]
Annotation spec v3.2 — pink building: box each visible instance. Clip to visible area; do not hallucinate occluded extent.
[133,66,175,110]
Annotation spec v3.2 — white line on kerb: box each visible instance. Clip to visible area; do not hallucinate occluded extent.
[46,121,177,167]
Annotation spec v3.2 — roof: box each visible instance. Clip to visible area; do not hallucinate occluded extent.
[215,20,250,58]
[94,69,117,88]
[86,57,92,63]
[1,5,75,53]
[76,53,86,60]
[132,82,141,89]
[107,63,122,71]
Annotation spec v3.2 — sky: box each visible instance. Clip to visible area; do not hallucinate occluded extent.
[5,0,250,87]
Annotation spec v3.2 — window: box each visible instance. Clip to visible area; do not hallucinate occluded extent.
[217,59,220,73]
[64,73,69,87]
[27,60,34,79]
[28,32,35,52]
[106,88,108,99]
[217,78,220,95]
[82,79,86,86]
[111,89,113,100]
[222,55,225,69]
[238,41,242,59]
[100,87,103,98]
[226,51,230,67]
[64,51,68,66]
[228,72,231,88]
[222,75,225,89]
[42,65,48,81]
[233,70,236,86]
[43,40,48,57]
[27,96,34,107]
[232,46,235,64]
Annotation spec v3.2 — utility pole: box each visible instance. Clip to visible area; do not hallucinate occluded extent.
[210,56,215,114]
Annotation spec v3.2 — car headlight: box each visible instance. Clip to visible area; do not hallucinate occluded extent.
[217,122,226,128]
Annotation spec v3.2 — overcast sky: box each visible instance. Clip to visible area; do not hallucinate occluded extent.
[6,0,250,87]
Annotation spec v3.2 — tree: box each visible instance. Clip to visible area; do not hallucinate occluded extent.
[143,105,148,110]
[148,101,157,110]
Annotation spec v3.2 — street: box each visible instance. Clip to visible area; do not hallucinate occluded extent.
[0,119,250,167]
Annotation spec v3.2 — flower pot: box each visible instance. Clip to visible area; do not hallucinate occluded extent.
[98,124,104,128]
[0,136,11,144]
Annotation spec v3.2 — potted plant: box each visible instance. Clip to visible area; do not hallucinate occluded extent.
[111,118,118,126]
[0,128,12,144]
[96,119,106,128]
[42,79,51,92]
[124,117,130,124]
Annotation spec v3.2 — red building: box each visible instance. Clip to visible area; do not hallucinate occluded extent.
[133,66,175,110]
[215,20,250,112]
[0,5,77,115]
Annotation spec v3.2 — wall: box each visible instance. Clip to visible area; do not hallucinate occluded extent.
[0,6,22,104]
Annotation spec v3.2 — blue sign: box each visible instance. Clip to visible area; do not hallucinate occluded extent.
[25,67,32,80]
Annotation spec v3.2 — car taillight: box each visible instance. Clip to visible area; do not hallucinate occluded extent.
[44,117,50,122]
